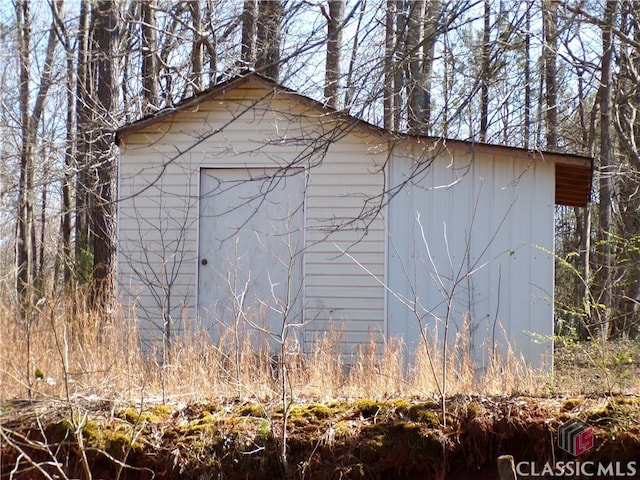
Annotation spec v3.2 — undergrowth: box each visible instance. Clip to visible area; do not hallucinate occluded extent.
[0,289,638,404]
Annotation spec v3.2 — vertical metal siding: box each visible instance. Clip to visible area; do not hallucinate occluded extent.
[387,144,554,369]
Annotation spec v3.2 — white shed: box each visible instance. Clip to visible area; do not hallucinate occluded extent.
[116,73,591,368]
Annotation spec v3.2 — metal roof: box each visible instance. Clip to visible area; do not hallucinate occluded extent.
[116,73,592,207]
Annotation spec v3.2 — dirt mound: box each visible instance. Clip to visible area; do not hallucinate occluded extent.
[2,395,639,479]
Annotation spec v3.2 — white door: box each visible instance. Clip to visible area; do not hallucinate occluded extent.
[197,168,305,349]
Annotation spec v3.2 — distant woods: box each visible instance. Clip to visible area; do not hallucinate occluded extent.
[1,1,639,339]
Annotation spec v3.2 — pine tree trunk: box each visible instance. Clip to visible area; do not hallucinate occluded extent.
[241,0,257,68]
[75,0,93,284]
[406,0,426,134]
[91,0,119,308]
[256,0,282,81]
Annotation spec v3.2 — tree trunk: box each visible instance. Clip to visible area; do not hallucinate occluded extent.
[241,0,257,68]
[596,0,617,339]
[384,0,396,130]
[406,0,426,134]
[38,162,48,289]
[405,0,441,135]
[141,0,160,112]
[16,0,34,314]
[256,0,282,81]
[324,0,344,109]
[543,0,558,150]
[524,0,531,148]
[49,0,76,288]
[15,0,60,310]
[394,5,406,132]
[343,0,366,110]
[188,0,204,93]
[479,0,490,142]
[75,0,93,285]
[91,0,119,308]
[62,27,75,287]
[420,0,441,132]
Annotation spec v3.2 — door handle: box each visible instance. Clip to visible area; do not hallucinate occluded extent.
[201,259,208,266]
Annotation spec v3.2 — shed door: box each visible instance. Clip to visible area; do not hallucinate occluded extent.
[197,168,305,348]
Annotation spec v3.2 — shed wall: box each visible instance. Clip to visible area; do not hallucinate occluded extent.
[387,142,555,369]
[117,84,387,351]
[118,82,558,368]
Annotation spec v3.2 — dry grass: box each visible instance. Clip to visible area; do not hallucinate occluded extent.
[1,290,637,404]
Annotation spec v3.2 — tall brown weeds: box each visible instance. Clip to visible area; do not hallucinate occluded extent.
[0,289,554,403]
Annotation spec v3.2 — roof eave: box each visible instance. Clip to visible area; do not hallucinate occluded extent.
[115,72,593,206]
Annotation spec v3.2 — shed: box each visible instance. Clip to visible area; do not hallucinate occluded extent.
[116,73,592,369]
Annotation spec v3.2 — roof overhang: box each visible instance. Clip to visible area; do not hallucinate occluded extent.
[420,138,593,207]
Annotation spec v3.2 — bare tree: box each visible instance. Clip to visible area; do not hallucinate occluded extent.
[74,0,94,285]
[91,0,120,307]
[51,0,76,287]
[141,0,160,112]
[523,0,532,149]
[542,0,558,150]
[241,0,257,68]
[15,0,60,312]
[323,0,344,109]
[595,0,617,338]
[479,0,490,142]
[405,0,427,133]
[188,0,205,93]
[384,0,398,130]
[256,0,283,81]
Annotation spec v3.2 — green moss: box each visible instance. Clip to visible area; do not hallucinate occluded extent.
[119,405,172,425]
[407,403,441,427]
[180,410,222,436]
[333,419,356,438]
[327,400,346,410]
[256,419,270,442]
[83,419,144,452]
[185,421,215,434]
[49,418,75,440]
[581,399,636,426]
[238,403,266,418]
[388,398,412,415]
[561,398,583,412]
[466,401,481,419]
[152,404,174,417]
[612,396,640,407]
[352,399,382,418]
[50,417,142,453]
[289,403,336,420]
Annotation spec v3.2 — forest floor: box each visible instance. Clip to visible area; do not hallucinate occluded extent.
[1,339,640,480]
